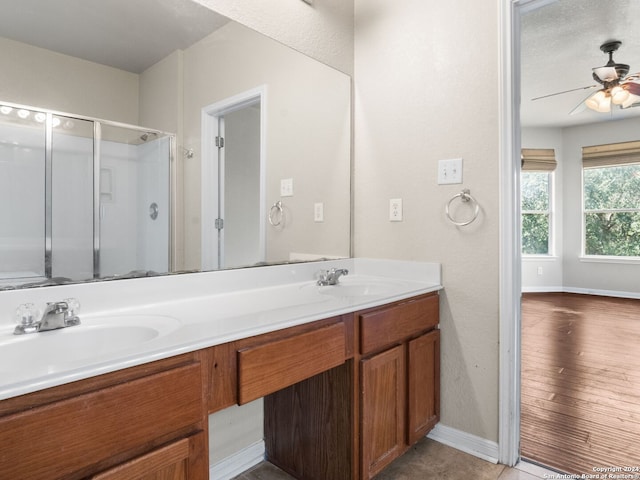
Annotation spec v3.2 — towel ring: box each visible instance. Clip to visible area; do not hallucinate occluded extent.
[445,189,480,226]
[269,200,284,226]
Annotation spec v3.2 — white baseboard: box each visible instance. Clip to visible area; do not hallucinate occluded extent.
[209,440,265,480]
[562,286,640,300]
[427,423,499,464]
[522,285,640,299]
[521,286,563,293]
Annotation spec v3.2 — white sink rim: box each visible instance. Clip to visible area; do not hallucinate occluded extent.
[302,275,416,298]
[0,314,181,376]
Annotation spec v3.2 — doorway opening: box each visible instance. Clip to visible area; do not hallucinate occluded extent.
[508,0,640,474]
[201,86,267,270]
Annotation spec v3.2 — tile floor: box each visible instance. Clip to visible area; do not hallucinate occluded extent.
[233,438,550,480]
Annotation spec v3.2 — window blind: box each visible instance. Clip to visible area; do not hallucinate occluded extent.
[521,148,556,171]
[582,140,640,168]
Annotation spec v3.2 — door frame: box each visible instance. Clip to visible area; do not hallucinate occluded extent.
[499,0,557,466]
[201,86,267,270]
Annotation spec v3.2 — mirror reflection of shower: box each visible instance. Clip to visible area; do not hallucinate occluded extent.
[139,132,158,143]
[0,102,174,288]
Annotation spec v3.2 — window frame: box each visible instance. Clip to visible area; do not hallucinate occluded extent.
[521,169,554,257]
[581,162,640,262]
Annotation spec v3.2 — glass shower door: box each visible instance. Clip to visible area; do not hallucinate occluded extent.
[99,124,171,278]
[50,115,94,281]
[0,106,46,283]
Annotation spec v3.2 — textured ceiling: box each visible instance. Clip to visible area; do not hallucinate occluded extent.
[0,0,228,73]
[521,0,640,127]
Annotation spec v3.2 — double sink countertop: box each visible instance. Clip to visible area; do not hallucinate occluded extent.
[0,258,441,401]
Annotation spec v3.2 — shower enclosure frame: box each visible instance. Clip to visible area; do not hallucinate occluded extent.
[1,100,176,283]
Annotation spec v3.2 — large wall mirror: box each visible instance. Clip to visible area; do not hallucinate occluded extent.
[0,0,351,289]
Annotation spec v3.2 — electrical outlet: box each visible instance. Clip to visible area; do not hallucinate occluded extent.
[280,178,293,197]
[437,158,463,185]
[537,266,543,276]
[314,202,324,222]
[389,198,403,221]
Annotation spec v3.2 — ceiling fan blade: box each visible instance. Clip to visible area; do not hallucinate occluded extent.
[568,90,598,116]
[569,100,588,116]
[531,84,597,101]
[623,81,640,96]
[593,66,618,82]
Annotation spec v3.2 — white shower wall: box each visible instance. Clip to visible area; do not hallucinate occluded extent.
[95,137,171,278]
[0,124,46,281]
[0,122,171,284]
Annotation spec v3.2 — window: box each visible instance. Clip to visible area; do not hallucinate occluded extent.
[583,163,640,257]
[521,148,556,255]
[521,171,551,255]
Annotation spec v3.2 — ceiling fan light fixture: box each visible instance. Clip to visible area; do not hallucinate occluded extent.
[585,90,611,112]
[621,93,640,109]
[611,85,630,105]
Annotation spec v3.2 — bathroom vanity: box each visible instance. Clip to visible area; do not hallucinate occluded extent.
[0,259,441,480]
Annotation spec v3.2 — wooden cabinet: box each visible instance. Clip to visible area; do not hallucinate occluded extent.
[238,321,347,404]
[361,344,406,478]
[202,315,352,413]
[261,291,440,480]
[0,354,207,480]
[90,435,201,480]
[407,329,440,444]
[359,293,440,479]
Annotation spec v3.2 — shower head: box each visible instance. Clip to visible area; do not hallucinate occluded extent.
[139,132,158,142]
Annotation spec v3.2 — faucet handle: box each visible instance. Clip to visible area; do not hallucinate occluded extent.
[64,298,80,315]
[15,303,40,326]
[316,269,330,286]
[14,303,40,334]
[63,298,81,326]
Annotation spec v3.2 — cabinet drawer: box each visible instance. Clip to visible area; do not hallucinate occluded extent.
[360,293,438,355]
[90,437,191,480]
[238,322,346,404]
[0,363,203,480]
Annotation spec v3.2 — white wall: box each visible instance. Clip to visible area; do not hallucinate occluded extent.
[561,117,640,296]
[0,37,139,124]
[521,127,564,291]
[354,0,500,442]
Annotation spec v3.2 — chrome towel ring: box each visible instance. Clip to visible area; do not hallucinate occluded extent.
[269,200,284,226]
[445,189,480,226]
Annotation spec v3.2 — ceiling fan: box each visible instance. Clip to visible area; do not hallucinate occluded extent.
[533,40,640,114]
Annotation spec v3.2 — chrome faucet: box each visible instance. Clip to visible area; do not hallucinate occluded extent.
[317,268,349,286]
[14,299,81,335]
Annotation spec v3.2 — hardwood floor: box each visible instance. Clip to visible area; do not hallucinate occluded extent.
[521,292,640,474]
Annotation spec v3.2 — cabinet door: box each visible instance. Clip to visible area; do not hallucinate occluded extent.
[91,436,195,480]
[407,329,440,444]
[360,344,406,479]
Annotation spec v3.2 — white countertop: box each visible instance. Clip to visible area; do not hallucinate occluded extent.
[0,258,441,401]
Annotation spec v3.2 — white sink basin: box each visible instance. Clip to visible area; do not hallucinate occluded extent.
[0,314,180,376]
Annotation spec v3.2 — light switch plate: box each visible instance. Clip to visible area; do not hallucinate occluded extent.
[437,158,463,185]
[314,202,324,222]
[280,178,293,197]
[389,198,403,221]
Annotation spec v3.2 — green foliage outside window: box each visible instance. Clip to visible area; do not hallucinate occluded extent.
[583,164,640,256]
[521,172,550,255]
